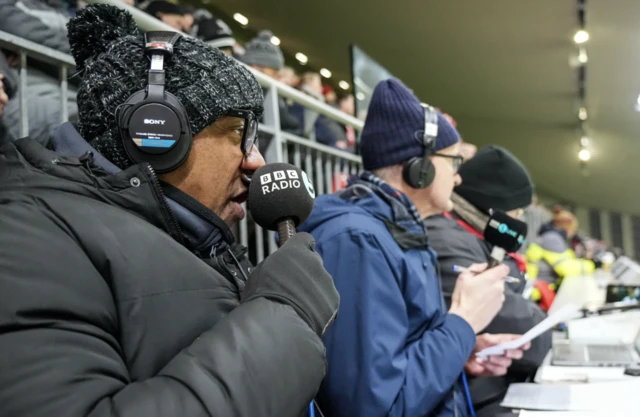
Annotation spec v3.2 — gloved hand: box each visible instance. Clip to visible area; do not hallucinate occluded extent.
[241,232,339,337]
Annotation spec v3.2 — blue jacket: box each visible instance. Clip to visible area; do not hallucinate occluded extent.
[299,183,477,417]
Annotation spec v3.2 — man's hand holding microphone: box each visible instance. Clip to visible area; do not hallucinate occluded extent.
[449,211,532,377]
[242,163,339,338]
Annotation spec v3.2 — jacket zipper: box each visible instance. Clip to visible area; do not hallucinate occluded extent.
[142,163,184,244]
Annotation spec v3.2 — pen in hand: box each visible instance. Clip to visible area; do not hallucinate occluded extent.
[452,264,521,284]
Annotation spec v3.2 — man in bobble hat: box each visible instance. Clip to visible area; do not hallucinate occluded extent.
[425,145,551,416]
[0,5,338,417]
[242,29,285,79]
[300,79,529,417]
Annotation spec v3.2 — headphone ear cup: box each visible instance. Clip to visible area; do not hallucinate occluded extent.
[422,161,436,188]
[403,157,436,189]
[403,157,421,188]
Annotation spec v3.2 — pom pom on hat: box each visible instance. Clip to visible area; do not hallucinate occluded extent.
[67,4,141,72]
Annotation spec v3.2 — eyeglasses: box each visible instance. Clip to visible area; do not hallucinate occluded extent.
[225,109,259,154]
[433,153,464,173]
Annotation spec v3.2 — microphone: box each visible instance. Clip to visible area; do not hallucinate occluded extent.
[483,209,528,268]
[248,162,316,247]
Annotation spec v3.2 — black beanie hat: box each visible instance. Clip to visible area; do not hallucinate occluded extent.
[144,1,183,18]
[67,4,264,170]
[455,145,534,212]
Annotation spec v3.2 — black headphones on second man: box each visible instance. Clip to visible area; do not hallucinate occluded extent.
[116,31,193,174]
[402,103,439,189]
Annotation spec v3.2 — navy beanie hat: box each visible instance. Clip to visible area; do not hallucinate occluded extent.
[360,78,461,171]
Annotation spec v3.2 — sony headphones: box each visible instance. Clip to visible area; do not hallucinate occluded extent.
[402,103,439,189]
[116,31,192,173]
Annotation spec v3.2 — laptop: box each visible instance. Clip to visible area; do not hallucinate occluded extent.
[606,284,640,303]
[551,329,640,367]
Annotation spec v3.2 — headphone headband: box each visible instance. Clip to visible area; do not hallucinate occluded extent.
[415,104,438,188]
[116,31,193,173]
[145,31,181,55]
[421,103,438,150]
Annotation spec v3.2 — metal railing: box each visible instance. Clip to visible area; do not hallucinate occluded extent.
[1,2,364,263]
[0,30,75,137]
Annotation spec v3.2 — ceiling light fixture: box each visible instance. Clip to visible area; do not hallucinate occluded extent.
[578,148,591,161]
[319,68,332,78]
[295,52,308,64]
[578,107,588,120]
[270,36,280,46]
[580,136,589,147]
[339,80,350,90]
[578,48,588,64]
[356,92,365,101]
[233,13,248,26]
[574,29,589,44]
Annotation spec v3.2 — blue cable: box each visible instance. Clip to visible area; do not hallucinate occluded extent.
[461,373,476,417]
[308,401,315,417]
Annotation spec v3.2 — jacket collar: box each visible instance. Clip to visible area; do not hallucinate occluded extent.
[342,171,424,228]
[50,122,234,256]
[336,172,429,250]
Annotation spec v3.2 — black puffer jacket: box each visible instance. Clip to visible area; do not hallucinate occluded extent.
[0,130,326,416]
[424,214,551,417]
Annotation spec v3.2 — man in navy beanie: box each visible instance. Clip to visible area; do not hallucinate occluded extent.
[300,79,529,417]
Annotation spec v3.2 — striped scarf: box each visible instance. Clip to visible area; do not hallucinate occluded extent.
[352,171,424,228]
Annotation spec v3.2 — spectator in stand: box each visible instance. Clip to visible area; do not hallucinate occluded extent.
[242,30,300,137]
[323,85,338,107]
[196,16,236,56]
[339,94,357,152]
[142,0,184,31]
[279,66,300,88]
[179,5,211,36]
[242,30,283,79]
[300,78,528,417]
[339,93,355,115]
[180,4,236,58]
[526,209,596,309]
[291,72,347,150]
[299,72,324,100]
[521,194,551,252]
[0,0,78,147]
[424,145,551,417]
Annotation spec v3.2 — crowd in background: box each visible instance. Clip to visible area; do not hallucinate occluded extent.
[138,3,621,312]
[0,0,358,153]
[0,0,618,280]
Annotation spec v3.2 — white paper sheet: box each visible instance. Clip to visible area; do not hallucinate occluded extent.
[500,379,640,411]
[476,303,582,358]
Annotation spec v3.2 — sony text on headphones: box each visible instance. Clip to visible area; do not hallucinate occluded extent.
[116,31,192,173]
[402,103,439,189]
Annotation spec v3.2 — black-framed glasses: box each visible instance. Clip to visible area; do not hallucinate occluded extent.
[225,108,259,154]
[433,153,464,173]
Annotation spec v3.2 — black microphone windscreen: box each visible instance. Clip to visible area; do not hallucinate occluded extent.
[247,163,316,231]
[483,210,528,253]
